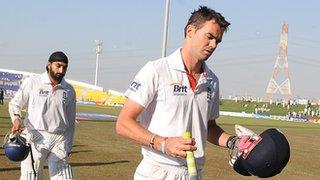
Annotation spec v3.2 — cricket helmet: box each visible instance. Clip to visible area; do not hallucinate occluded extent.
[233,128,290,178]
[2,133,30,161]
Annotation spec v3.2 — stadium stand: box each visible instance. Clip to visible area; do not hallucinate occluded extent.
[0,68,126,106]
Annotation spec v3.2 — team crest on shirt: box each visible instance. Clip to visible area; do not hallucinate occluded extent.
[62,91,67,104]
[38,89,50,97]
[129,80,141,92]
[171,83,188,96]
[206,81,217,102]
[207,86,212,102]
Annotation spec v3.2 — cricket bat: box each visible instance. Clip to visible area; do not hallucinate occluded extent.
[182,131,199,180]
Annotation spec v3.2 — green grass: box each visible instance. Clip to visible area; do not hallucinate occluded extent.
[76,104,121,116]
[1,100,320,179]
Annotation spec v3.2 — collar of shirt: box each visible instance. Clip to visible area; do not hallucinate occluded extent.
[168,48,211,84]
[41,72,67,88]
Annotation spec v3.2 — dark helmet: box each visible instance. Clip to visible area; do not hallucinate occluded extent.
[233,128,290,178]
[2,133,30,161]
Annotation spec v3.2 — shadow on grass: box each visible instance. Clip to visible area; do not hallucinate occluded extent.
[77,119,116,123]
[0,160,130,172]
[0,126,11,129]
[71,160,130,167]
[71,150,93,154]
[73,144,88,147]
[0,116,10,118]
[0,133,8,137]
[0,167,20,172]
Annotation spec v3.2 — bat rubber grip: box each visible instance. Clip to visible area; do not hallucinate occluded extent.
[183,131,199,180]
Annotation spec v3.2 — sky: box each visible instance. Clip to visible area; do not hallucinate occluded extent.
[1,1,319,99]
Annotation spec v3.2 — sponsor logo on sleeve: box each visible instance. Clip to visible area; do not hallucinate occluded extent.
[39,89,50,96]
[129,81,141,92]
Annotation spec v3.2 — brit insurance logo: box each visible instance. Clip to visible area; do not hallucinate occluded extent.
[129,80,141,92]
[171,83,188,96]
[38,89,50,97]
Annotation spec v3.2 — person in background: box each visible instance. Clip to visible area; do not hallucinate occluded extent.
[9,51,76,180]
[0,88,4,105]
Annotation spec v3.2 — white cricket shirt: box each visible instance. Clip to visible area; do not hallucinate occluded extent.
[125,49,220,170]
[8,72,76,152]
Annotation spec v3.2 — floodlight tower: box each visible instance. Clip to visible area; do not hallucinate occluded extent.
[265,22,292,101]
[161,0,170,57]
[94,40,102,86]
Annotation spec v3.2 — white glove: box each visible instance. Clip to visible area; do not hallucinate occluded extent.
[227,125,262,167]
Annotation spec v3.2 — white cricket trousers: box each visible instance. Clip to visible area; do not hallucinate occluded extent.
[134,158,203,180]
[20,130,75,180]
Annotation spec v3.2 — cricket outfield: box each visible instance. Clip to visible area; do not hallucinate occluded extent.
[1,102,319,179]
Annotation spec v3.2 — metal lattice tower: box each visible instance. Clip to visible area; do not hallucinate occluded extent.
[265,22,292,101]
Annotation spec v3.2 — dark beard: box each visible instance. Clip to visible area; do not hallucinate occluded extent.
[49,69,65,83]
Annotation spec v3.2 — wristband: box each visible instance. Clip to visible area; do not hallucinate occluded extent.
[149,134,157,149]
[160,137,168,154]
[227,135,237,149]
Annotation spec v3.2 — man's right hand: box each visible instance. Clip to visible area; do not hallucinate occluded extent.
[11,117,23,133]
[164,137,197,158]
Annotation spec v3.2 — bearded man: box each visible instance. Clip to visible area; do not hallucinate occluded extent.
[9,51,76,180]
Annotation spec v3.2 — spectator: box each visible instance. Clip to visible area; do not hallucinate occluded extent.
[0,88,4,105]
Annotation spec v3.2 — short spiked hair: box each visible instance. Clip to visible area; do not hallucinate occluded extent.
[184,6,230,37]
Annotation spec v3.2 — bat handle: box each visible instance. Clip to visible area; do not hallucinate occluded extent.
[182,131,199,180]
